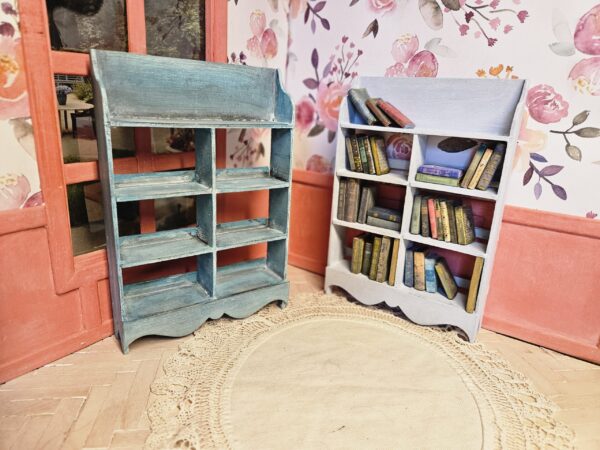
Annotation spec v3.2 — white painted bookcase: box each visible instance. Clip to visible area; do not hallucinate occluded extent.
[324,77,527,341]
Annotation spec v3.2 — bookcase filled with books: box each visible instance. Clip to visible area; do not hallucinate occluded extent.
[325,77,526,342]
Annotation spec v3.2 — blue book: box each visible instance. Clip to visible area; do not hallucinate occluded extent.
[403,248,414,288]
[425,252,438,293]
[417,164,463,179]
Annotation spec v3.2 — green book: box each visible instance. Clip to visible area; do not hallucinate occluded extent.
[366,216,401,231]
[476,143,505,190]
[388,239,400,285]
[435,257,458,300]
[351,236,365,274]
[362,136,376,175]
[376,236,392,283]
[415,173,461,187]
[461,144,487,188]
[350,136,363,172]
[420,196,430,237]
[357,185,377,224]
[446,200,459,244]
[337,179,347,220]
[361,241,373,276]
[410,195,422,235]
[357,136,369,174]
[369,136,390,175]
[369,236,382,280]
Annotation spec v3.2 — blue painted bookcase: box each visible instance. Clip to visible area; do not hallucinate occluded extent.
[90,50,294,352]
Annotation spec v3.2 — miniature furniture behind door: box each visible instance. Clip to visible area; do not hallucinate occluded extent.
[91,50,294,352]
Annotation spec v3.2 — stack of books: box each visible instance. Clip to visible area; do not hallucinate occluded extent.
[414,142,505,190]
[403,248,458,300]
[345,134,390,175]
[338,179,403,231]
[350,234,401,285]
[348,88,415,129]
[409,195,476,245]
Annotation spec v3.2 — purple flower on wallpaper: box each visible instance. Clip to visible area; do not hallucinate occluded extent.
[569,57,600,96]
[0,172,30,211]
[586,211,598,219]
[419,0,529,47]
[526,84,569,124]
[574,4,600,55]
[385,35,438,78]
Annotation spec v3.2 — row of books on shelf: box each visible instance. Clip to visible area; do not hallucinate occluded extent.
[350,234,400,285]
[349,88,415,129]
[344,134,391,176]
[338,179,402,231]
[414,142,505,190]
[409,195,476,245]
[404,247,484,313]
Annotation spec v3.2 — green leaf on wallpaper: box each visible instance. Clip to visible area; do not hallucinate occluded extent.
[419,0,443,30]
[440,0,460,11]
[572,110,589,126]
[350,0,360,5]
[552,184,567,200]
[565,145,582,161]
[574,127,600,138]
[308,123,325,137]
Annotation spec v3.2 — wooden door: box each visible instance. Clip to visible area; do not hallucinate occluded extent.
[0,0,226,382]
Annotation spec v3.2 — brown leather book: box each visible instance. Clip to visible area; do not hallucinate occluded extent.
[366,98,392,127]
[376,99,415,128]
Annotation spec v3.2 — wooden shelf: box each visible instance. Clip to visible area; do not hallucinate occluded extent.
[110,117,293,129]
[326,76,527,342]
[119,228,211,268]
[216,167,289,193]
[122,272,210,321]
[216,218,286,250]
[337,169,408,186]
[92,50,293,352]
[403,232,487,258]
[114,171,211,202]
[411,180,497,201]
[216,258,284,298]
[333,218,401,240]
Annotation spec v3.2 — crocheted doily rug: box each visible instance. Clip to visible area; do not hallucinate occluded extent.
[146,292,574,449]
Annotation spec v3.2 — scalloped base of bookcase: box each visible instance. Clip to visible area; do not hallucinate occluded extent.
[324,262,480,342]
[117,282,289,353]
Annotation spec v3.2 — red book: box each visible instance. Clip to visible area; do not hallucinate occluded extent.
[376,99,415,128]
[427,198,437,239]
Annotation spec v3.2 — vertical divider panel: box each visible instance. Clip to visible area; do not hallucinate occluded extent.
[267,240,287,279]
[195,128,217,297]
[271,128,293,181]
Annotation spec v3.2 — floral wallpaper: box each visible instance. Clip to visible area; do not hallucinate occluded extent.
[0,0,40,211]
[227,0,289,168]
[284,0,600,218]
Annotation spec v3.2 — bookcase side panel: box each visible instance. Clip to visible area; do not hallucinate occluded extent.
[271,128,293,181]
[267,239,287,279]
[195,128,215,186]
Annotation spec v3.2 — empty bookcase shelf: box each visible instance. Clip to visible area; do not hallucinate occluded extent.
[92,50,294,352]
[325,76,526,342]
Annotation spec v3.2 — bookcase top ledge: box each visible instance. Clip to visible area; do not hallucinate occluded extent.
[90,49,294,129]
[344,77,526,139]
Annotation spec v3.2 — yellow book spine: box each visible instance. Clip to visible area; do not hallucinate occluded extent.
[369,136,382,175]
[466,257,485,313]
[413,251,426,291]
[468,148,493,189]
[388,239,400,286]
[440,201,451,242]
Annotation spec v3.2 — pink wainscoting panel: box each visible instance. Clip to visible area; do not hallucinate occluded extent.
[484,206,600,364]
[289,169,333,274]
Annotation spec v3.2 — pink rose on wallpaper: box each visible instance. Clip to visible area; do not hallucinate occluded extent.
[385,36,438,78]
[295,96,316,132]
[0,173,30,211]
[316,80,349,132]
[305,154,332,173]
[386,134,412,161]
[368,0,397,14]
[526,84,569,124]
[391,34,418,64]
[0,36,29,119]
[569,57,600,96]
[246,10,278,60]
[574,4,600,55]
[406,51,438,77]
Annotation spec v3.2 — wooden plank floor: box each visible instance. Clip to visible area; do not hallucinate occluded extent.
[1,265,599,449]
